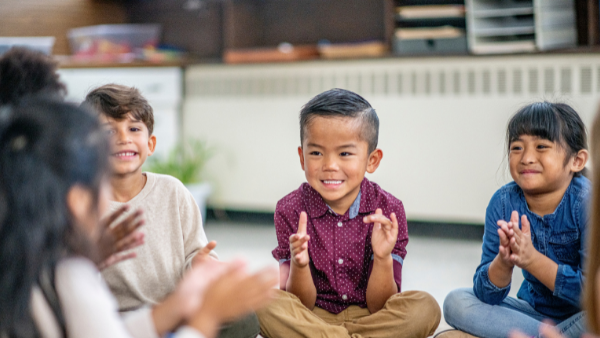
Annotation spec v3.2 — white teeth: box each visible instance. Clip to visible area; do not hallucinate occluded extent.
[323,180,342,184]
[116,152,135,157]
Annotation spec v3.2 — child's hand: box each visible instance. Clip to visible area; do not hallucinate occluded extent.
[289,212,310,268]
[188,260,278,337]
[96,205,145,270]
[365,209,399,260]
[509,214,540,270]
[496,211,518,268]
[150,258,228,335]
[192,241,217,267]
[176,259,227,320]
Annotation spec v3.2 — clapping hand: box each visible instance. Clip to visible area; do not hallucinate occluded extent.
[365,208,399,260]
[96,205,145,270]
[188,260,278,337]
[496,211,518,268]
[192,241,218,267]
[289,212,310,268]
[508,213,538,269]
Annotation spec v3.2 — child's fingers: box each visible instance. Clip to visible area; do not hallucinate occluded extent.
[297,211,308,236]
[290,236,309,250]
[511,221,522,237]
[538,322,561,338]
[498,221,512,237]
[509,236,520,254]
[120,210,145,233]
[112,210,144,239]
[101,205,130,228]
[520,215,531,235]
[98,252,137,270]
[390,213,399,230]
[499,245,509,259]
[195,241,217,260]
[114,232,144,252]
[498,228,510,247]
[363,214,391,225]
[235,269,278,313]
[289,233,304,244]
[509,330,531,338]
[202,241,217,253]
[510,210,519,225]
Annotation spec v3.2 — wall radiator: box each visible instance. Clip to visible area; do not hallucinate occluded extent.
[184,54,600,224]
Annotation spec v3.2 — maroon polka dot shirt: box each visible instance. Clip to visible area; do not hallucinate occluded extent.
[272,178,408,314]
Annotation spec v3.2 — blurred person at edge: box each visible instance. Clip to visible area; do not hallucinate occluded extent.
[0,46,145,269]
[0,98,277,338]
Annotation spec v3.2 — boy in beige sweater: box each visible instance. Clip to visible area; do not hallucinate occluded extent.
[83,84,260,338]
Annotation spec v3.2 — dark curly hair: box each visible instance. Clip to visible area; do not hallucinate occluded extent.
[0,47,67,107]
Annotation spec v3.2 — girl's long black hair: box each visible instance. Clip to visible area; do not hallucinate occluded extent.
[0,98,110,337]
[507,101,588,177]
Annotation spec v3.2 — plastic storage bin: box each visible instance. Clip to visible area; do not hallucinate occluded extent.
[394,36,468,55]
[67,24,161,61]
[0,37,55,56]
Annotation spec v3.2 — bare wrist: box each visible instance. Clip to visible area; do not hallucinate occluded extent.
[188,310,220,338]
[291,260,309,269]
[522,250,540,271]
[373,254,393,265]
[494,254,514,271]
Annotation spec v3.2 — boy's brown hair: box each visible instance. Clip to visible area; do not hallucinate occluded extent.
[83,84,154,135]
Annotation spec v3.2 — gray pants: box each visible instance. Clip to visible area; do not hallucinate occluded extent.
[217,313,260,338]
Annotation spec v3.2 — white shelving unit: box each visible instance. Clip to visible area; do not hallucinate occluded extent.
[466,0,577,54]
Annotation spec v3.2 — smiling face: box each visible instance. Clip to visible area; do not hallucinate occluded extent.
[509,135,578,196]
[100,113,156,177]
[299,116,382,215]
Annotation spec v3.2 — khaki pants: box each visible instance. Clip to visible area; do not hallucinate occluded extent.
[257,289,441,338]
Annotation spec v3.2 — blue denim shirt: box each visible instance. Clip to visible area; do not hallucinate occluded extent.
[473,176,590,320]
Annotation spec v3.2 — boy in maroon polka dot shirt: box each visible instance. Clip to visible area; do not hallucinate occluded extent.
[257,89,441,338]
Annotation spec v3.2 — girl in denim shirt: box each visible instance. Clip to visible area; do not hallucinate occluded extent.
[443,102,590,338]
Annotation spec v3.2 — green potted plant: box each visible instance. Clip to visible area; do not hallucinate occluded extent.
[145,139,213,223]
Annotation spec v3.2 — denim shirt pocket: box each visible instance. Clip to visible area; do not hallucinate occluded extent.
[548,230,580,264]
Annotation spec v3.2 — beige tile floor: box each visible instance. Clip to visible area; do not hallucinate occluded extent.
[204,221,525,334]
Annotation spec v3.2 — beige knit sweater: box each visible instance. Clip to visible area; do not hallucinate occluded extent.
[101,172,217,311]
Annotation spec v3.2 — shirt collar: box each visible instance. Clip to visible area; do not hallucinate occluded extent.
[348,191,361,219]
[324,190,361,219]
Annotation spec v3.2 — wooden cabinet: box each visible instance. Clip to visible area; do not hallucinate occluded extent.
[126,0,393,59]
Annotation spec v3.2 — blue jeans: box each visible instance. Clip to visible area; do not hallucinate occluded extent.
[443,288,586,338]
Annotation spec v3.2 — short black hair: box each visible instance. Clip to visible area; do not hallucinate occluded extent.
[507,101,588,176]
[0,47,66,107]
[300,88,379,153]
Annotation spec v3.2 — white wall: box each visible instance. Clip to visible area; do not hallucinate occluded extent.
[184,55,600,224]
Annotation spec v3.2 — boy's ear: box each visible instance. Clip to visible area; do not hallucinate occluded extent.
[147,135,157,156]
[571,149,589,174]
[366,149,383,174]
[298,146,305,171]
